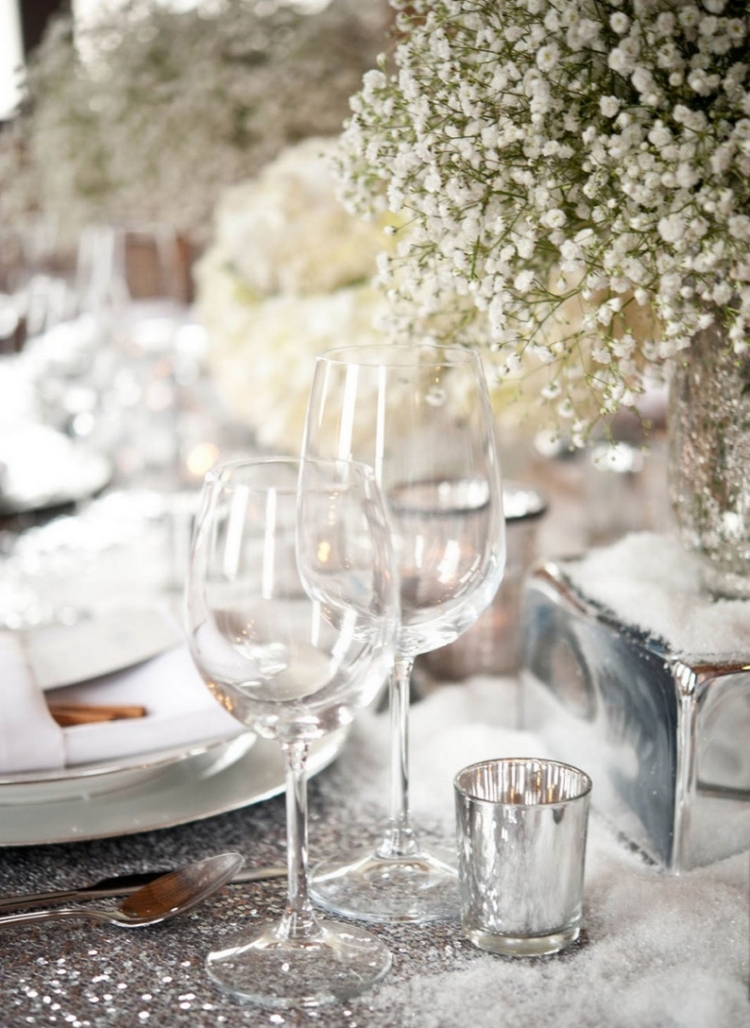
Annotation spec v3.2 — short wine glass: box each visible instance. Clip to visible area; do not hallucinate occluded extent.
[185,456,398,1007]
[302,343,506,923]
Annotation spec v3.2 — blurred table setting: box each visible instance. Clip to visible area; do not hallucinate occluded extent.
[0,276,744,1024]
[0,0,747,1021]
[0,142,744,1028]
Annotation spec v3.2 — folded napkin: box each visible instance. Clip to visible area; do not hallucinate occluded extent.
[0,631,246,775]
[0,633,66,774]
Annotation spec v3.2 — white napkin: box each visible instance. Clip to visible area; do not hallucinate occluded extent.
[0,632,66,773]
[0,633,246,775]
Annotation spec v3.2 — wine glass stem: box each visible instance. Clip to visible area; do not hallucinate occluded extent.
[279,739,320,939]
[377,655,420,860]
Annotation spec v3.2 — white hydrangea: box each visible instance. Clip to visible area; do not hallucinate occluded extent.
[338,0,750,441]
[195,138,391,453]
[208,139,387,298]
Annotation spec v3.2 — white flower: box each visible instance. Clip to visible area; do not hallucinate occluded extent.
[0,0,389,245]
[195,137,391,451]
[656,12,676,36]
[688,69,719,96]
[727,19,746,43]
[337,0,750,440]
[201,285,387,453]
[424,169,442,193]
[729,214,750,241]
[541,208,567,229]
[609,47,631,74]
[660,272,682,297]
[713,281,733,304]
[600,96,621,117]
[209,138,387,297]
[362,69,387,96]
[536,44,560,71]
[612,333,635,359]
[679,7,701,30]
[711,145,734,175]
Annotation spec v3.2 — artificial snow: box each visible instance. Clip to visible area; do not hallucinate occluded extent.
[323,677,750,1028]
[566,531,750,660]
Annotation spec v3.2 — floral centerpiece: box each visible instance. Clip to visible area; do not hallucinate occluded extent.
[0,0,390,247]
[338,0,750,446]
[194,137,392,453]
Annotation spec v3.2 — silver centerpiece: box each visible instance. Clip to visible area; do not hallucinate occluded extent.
[668,319,750,599]
[522,558,750,872]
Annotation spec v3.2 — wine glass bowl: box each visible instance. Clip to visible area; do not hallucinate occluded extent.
[388,475,501,653]
[302,344,506,923]
[186,456,398,1006]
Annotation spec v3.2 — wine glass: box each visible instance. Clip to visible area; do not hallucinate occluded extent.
[185,456,398,1007]
[74,222,192,483]
[302,343,506,923]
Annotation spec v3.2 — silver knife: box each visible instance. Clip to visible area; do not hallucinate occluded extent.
[0,864,286,913]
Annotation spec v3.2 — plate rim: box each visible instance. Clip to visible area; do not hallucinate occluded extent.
[0,726,348,847]
[0,728,252,789]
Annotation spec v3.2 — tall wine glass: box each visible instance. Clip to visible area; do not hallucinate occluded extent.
[186,456,398,1007]
[302,344,506,923]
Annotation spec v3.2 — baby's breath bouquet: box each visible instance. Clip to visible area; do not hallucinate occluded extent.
[340,0,750,442]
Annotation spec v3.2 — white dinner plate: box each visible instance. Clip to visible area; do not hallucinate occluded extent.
[0,728,348,846]
[0,730,256,796]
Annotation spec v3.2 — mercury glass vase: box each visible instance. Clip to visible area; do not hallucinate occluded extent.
[668,318,750,598]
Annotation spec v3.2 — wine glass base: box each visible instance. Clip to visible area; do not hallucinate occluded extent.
[206,919,392,1008]
[310,848,459,924]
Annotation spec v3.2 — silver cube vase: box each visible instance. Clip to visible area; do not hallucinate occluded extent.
[522,546,750,871]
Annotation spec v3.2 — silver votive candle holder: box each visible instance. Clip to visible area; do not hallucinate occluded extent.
[417,483,547,685]
[454,757,591,957]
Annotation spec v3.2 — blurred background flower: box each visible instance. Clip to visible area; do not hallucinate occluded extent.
[0,0,391,249]
[194,136,394,453]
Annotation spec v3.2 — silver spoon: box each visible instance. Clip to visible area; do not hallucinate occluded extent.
[0,863,285,913]
[0,852,244,930]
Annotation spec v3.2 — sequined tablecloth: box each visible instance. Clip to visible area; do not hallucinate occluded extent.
[0,683,748,1028]
[0,751,479,1028]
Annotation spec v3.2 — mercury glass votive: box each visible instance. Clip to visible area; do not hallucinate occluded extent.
[454,757,591,957]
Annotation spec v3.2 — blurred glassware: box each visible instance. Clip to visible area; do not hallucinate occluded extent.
[77,221,187,332]
[0,216,79,354]
[36,221,201,487]
[584,437,671,547]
